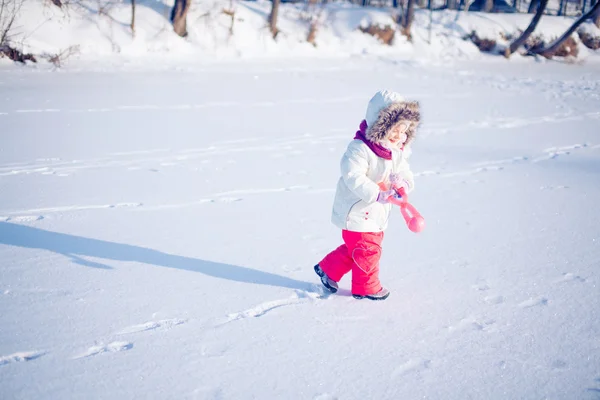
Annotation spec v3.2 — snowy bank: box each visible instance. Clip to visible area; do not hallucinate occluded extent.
[1,0,600,65]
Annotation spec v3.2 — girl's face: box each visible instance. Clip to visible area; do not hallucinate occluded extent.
[388,121,410,146]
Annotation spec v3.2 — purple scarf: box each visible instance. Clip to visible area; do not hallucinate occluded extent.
[353,120,392,160]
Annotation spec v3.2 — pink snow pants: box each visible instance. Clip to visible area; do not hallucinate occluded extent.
[319,230,384,296]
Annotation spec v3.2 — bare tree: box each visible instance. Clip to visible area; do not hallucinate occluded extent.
[558,0,567,15]
[131,0,136,37]
[171,0,191,37]
[464,0,476,12]
[593,0,600,27]
[533,0,600,55]
[0,0,37,63]
[400,0,416,40]
[528,0,539,13]
[306,0,326,46]
[269,0,281,39]
[447,0,459,10]
[505,0,548,57]
[482,0,494,12]
[1,0,24,45]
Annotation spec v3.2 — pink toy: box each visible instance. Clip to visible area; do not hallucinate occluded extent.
[389,188,425,233]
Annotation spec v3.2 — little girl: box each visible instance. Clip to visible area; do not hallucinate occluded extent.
[314,90,420,300]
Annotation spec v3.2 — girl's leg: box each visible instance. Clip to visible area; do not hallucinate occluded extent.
[319,233,354,282]
[342,230,384,296]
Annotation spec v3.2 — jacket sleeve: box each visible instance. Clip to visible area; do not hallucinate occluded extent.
[340,142,380,204]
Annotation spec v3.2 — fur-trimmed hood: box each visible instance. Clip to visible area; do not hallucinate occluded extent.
[365,90,420,144]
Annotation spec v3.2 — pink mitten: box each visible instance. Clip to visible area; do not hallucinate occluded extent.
[389,173,411,192]
[377,189,397,204]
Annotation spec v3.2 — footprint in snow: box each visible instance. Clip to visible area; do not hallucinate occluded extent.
[540,185,569,190]
[391,358,432,378]
[554,273,586,283]
[314,394,339,400]
[73,342,132,359]
[471,280,490,292]
[0,351,46,366]
[213,286,328,326]
[484,295,505,305]
[518,297,549,308]
[446,317,496,334]
[2,215,44,222]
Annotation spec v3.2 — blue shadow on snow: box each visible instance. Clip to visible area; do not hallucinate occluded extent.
[0,222,312,291]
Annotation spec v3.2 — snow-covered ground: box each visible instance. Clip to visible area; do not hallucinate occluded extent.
[1,58,600,399]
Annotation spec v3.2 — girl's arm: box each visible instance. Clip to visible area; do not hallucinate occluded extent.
[340,142,380,204]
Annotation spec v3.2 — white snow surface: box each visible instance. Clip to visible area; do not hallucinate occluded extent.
[1,58,600,399]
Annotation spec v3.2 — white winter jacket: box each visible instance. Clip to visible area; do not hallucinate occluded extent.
[331,141,414,232]
[330,90,420,233]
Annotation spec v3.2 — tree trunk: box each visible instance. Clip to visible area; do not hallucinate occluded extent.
[534,0,600,55]
[447,0,459,10]
[171,0,191,37]
[401,0,415,40]
[483,0,494,12]
[505,0,548,57]
[269,0,280,39]
[393,0,399,7]
[131,0,136,37]
[593,0,600,27]
[307,22,318,45]
[558,0,566,15]
[528,0,539,13]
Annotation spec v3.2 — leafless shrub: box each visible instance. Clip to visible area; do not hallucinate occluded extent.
[359,24,395,45]
[304,0,326,46]
[466,31,497,52]
[0,43,36,62]
[44,44,80,67]
[578,28,600,50]
[524,34,578,58]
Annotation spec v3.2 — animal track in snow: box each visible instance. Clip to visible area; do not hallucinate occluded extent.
[540,185,569,190]
[446,317,496,333]
[117,318,187,335]
[391,358,432,378]
[0,215,44,222]
[0,202,142,218]
[0,351,45,366]
[314,394,339,400]
[74,341,133,359]
[418,142,591,179]
[473,156,529,167]
[518,297,549,308]
[484,295,505,305]
[16,109,60,113]
[471,281,490,292]
[415,170,440,177]
[2,97,361,117]
[554,273,586,283]
[532,144,588,163]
